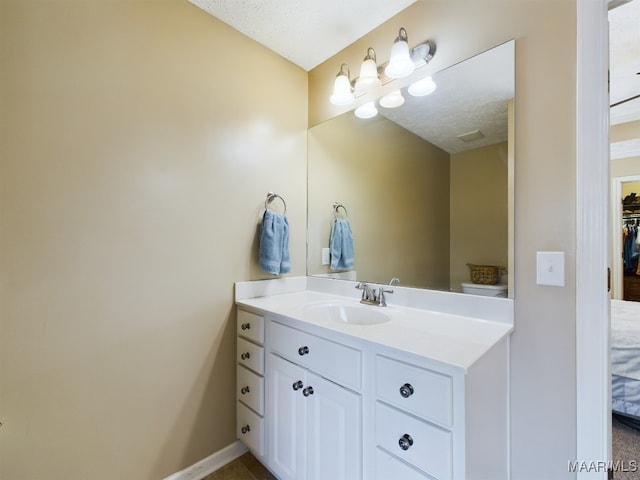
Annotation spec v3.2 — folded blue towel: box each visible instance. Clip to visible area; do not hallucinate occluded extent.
[259,209,291,275]
[330,218,354,270]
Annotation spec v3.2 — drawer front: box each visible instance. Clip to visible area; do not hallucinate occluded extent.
[237,401,265,457]
[237,365,264,415]
[376,355,453,427]
[270,321,361,391]
[237,337,265,375]
[376,402,452,480]
[237,309,265,344]
[375,447,431,480]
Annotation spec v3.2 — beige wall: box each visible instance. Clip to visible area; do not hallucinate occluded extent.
[309,0,578,476]
[307,113,450,289]
[611,120,640,144]
[614,158,640,179]
[622,181,640,198]
[450,142,508,291]
[0,1,307,479]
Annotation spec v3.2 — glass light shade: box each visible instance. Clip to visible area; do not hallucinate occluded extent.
[355,58,381,93]
[330,74,355,105]
[384,39,415,79]
[408,76,437,97]
[379,90,405,109]
[354,101,378,119]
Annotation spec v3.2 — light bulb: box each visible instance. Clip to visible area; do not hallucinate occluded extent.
[355,48,381,93]
[384,28,415,79]
[408,76,437,96]
[354,101,378,119]
[329,64,354,105]
[379,90,405,109]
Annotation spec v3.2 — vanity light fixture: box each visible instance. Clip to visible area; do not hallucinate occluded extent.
[379,89,405,109]
[355,47,382,94]
[330,63,355,106]
[385,28,415,79]
[408,76,437,97]
[354,101,378,119]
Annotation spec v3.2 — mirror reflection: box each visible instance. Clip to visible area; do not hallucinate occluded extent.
[307,41,514,297]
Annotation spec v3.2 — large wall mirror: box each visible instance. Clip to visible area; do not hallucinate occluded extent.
[307,40,514,297]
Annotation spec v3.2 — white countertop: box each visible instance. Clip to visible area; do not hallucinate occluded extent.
[236,289,513,372]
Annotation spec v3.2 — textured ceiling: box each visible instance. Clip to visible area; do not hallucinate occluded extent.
[609,0,640,160]
[609,0,640,126]
[188,0,416,71]
[380,41,514,155]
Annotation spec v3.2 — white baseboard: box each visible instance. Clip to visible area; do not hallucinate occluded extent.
[163,441,249,480]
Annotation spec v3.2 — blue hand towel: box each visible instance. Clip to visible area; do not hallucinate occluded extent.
[330,218,354,270]
[259,209,291,275]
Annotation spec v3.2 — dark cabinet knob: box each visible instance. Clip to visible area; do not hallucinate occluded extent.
[241,352,251,360]
[298,346,310,356]
[399,383,415,398]
[398,433,414,451]
[292,380,303,391]
[241,425,251,434]
[303,386,314,397]
[240,386,250,395]
[241,323,251,330]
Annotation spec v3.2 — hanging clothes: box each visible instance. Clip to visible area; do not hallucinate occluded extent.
[623,224,639,273]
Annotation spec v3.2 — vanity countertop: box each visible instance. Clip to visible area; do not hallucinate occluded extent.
[236,289,512,372]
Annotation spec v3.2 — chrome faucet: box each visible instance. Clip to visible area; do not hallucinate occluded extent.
[355,282,393,307]
[355,282,375,303]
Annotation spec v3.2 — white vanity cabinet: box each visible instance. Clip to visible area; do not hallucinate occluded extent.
[372,343,509,480]
[235,289,510,480]
[236,309,266,457]
[266,319,362,480]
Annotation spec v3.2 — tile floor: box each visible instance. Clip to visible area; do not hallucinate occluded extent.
[202,452,276,480]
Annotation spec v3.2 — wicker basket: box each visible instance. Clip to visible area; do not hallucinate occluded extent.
[466,263,503,285]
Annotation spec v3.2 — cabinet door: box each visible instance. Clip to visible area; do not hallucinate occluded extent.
[268,354,306,480]
[305,372,362,480]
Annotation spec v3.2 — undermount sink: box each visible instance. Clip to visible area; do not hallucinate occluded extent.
[304,303,390,325]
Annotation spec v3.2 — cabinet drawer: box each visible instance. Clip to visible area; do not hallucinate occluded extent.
[237,365,264,415]
[376,402,452,480]
[376,355,453,427]
[270,321,361,391]
[237,401,265,457]
[238,337,264,375]
[237,309,265,344]
[375,447,431,480]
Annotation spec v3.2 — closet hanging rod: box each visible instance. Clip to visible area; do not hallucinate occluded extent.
[265,192,286,213]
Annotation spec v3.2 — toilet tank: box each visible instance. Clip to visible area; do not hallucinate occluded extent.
[461,282,508,297]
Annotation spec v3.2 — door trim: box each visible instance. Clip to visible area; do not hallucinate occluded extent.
[576,0,611,476]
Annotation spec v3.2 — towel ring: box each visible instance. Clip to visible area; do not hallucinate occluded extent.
[265,192,287,213]
[333,202,348,219]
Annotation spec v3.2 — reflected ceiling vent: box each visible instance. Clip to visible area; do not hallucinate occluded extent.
[456,129,485,142]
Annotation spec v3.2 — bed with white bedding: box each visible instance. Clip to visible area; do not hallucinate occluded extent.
[611,299,640,419]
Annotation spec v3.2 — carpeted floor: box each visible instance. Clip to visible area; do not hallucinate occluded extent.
[612,414,640,479]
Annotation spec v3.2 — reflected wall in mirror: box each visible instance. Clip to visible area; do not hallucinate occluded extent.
[307,40,514,296]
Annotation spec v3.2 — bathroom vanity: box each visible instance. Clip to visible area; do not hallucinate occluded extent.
[235,278,513,480]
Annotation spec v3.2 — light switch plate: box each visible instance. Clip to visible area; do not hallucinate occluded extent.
[536,251,565,286]
[321,248,330,265]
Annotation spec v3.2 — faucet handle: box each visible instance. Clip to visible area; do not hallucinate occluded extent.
[378,288,394,307]
[355,282,371,301]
